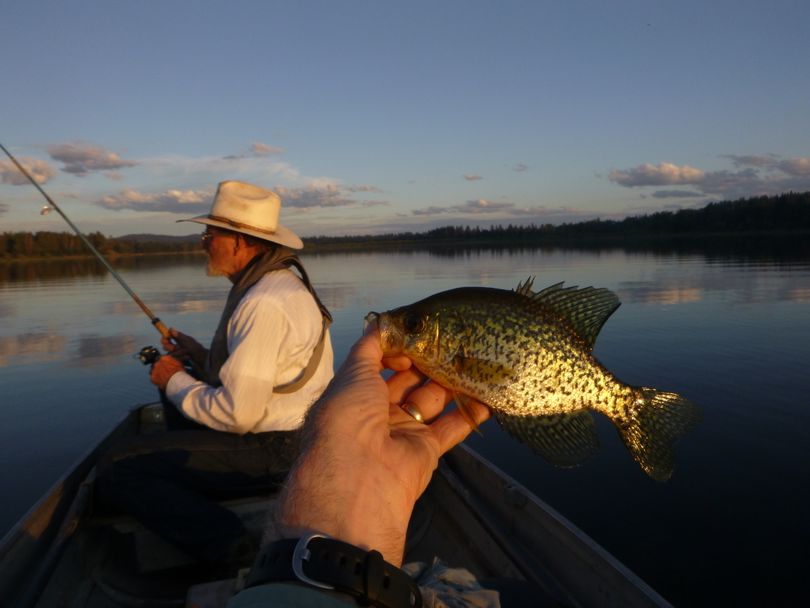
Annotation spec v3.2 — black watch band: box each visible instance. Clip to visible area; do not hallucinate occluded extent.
[245,534,422,608]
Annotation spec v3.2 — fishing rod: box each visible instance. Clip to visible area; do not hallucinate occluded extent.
[1,141,171,341]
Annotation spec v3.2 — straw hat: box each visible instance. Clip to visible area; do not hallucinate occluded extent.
[179,180,303,249]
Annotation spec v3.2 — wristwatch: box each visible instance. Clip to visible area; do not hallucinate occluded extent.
[245,533,422,608]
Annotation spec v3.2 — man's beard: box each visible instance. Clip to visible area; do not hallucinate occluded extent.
[206,258,226,277]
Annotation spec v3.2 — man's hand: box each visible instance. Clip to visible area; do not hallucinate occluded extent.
[161,328,207,370]
[150,354,185,390]
[278,327,490,566]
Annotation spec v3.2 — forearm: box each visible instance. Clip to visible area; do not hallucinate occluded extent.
[278,445,415,566]
[166,372,266,433]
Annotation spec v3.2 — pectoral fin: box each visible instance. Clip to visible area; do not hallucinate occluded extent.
[453,393,486,435]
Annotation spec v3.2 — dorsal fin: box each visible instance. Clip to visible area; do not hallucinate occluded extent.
[514,277,621,350]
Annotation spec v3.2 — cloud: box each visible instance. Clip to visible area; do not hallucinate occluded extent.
[513,163,529,172]
[721,154,780,168]
[461,199,516,213]
[463,174,483,181]
[609,155,810,201]
[47,142,136,176]
[609,162,705,187]
[224,142,285,160]
[778,157,810,176]
[345,184,382,193]
[251,142,284,156]
[274,184,356,208]
[411,198,577,221]
[0,202,8,214]
[98,187,212,213]
[0,157,57,185]
[651,190,703,199]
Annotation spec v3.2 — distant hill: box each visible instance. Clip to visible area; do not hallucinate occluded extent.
[117,233,200,244]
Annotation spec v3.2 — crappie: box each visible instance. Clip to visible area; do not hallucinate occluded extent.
[367,279,700,481]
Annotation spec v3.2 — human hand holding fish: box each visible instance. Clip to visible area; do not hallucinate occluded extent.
[278,326,490,566]
[367,278,701,481]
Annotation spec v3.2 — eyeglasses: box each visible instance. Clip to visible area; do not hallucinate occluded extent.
[201,229,236,245]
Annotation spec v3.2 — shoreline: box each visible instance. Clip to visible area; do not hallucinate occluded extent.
[2,228,809,263]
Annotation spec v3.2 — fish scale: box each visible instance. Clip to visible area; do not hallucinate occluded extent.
[369,279,700,481]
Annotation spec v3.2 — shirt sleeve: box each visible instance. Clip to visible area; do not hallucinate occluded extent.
[166,288,291,434]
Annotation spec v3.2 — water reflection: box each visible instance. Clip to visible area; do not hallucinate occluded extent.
[0,332,66,366]
[401,234,810,266]
[72,334,139,367]
[0,253,205,285]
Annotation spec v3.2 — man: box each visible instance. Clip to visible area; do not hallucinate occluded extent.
[97,180,334,572]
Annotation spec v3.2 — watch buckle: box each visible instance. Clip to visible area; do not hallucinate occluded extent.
[292,533,335,590]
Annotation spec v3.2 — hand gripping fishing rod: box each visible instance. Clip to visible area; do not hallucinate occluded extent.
[1,141,171,340]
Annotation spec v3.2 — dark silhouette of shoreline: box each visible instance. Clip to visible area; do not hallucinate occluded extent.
[2,190,809,261]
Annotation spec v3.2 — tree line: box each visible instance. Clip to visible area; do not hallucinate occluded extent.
[2,191,809,259]
[308,191,810,248]
[0,231,200,259]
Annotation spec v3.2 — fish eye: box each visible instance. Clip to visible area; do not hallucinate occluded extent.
[403,312,422,332]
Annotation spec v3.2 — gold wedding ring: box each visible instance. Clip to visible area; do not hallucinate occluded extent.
[400,401,425,424]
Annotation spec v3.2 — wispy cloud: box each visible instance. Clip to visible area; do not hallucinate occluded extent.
[412,198,580,222]
[0,202,8,214]
[778,157,810,176]
[513,163,529,172]
[98,188,213,213]
[721,154,780,169]
[224,141,284,160]
[274,184,356,208]
[463,174,483,181]
[609,162,706,187]
[609,155,810,200]
[0,157,57,185]
[650,190,704,199]
[251,142,284,156]
[344,184,383,193]
[47,142,136,176]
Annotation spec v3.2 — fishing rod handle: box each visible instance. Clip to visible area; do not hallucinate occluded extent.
[152,318,171,339]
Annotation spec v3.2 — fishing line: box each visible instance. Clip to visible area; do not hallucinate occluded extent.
[1,141,171,339]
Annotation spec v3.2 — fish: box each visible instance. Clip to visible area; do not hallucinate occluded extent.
[366,278,700,481]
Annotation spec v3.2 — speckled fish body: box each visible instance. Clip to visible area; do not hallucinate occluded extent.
[368,279,700,481]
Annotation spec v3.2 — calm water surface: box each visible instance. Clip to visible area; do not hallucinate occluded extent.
[1,246,808,606]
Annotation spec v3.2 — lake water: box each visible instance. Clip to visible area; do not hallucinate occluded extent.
[1,244,808,606]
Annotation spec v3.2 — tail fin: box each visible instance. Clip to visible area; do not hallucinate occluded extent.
[616,388,701,481]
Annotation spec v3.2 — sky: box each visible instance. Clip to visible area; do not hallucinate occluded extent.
[1,0,809,239]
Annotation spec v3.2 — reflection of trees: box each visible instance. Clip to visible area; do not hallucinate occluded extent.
[0,254,205,285]
[74,334,138,366]
[0,332,66,367]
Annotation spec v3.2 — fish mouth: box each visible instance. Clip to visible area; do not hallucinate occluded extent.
[365,311,401,356]
[363,311,380,333]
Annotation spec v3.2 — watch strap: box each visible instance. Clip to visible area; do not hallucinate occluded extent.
[245,534,422,608]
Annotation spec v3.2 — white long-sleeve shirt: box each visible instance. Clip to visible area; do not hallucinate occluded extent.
[165,269,334,434]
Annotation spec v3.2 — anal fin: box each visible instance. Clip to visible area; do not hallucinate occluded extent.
[494,409,600,467]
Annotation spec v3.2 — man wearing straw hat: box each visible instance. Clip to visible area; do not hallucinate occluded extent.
[97,181,333,575]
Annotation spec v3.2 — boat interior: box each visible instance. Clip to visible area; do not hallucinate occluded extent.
[1,403,668,608]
